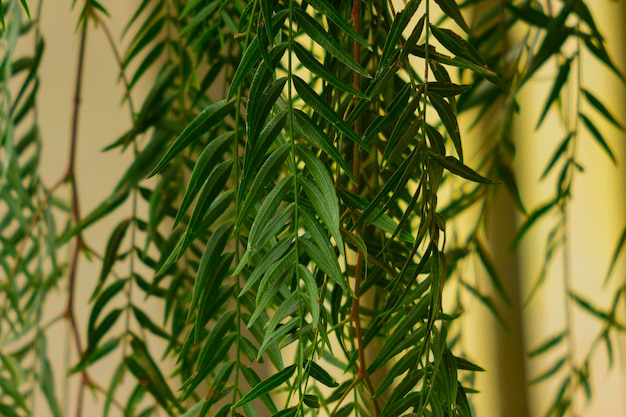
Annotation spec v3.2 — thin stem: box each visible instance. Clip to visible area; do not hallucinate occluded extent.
[65,10,91,417]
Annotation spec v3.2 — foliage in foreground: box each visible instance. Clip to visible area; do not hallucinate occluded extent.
[1,0,625,416]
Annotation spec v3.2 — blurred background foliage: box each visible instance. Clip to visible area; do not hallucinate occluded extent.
[0,0,624,416]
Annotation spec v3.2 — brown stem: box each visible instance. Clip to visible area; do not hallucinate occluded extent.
[65,15,89,417]
[349,3,380,416]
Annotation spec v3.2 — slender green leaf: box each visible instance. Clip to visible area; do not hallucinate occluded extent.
[291,110,355,183]
[307,0,371,50]
[430,152,496,184]
[292,42,367,98]
[430,25,484,65]
[537,57,572,129]
[95,219,131,296]
[293,8,370,78]
[475,237,511,305]
[298,264,320,328]
[232,365,297,409]
[510,200,556,249]
[300,237,351,296]
[309,361,339,387]
[148,99,234,177]
[248,175,293,253]
[529,357,567,385]
[428,92,463,161]
[580,113,617,164]
[434,0,470,33]
[237,143,291,229]
[175,132,233,227]
[604,225,626,285]
[582,88,624,130]
[188,223,233,322]
[541,134,572,179]
[528,331,568,358]
[293,75,370,152]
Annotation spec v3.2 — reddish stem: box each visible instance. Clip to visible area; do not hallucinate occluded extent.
[65,15,89,417]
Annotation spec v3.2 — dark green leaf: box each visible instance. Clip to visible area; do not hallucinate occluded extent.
[309,361,339,387]
[430,152,496,184]
[95,219,131,296]
[528,357,567,385]
[248,175,293,253]
[88,280,126,338]
[528,331,568,358]
[433,0,470,33]
[475,237,511,305]
[580,113,617,164]
[149,100,234,176]
[300,237,351,296]
[541,134,572,179]
[307,0,371,50]
[291,110,355,183]
[176,132,233,227]
[188,223,234,321]
[293,8,370,78]
[427,82,471,97]
[293,75,370,152]
[605,225,626,285]
[536,57,572,129]
[510,200,556,249]
[292,42,366,98]
[430,25,484,65]
[232,365,296,409]
[582,88,624,130]
[428,92,462,161]
[237,143,291,229]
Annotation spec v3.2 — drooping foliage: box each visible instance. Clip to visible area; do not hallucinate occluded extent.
[1,0,624,416]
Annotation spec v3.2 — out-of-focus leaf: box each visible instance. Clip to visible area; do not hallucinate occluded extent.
[580,113,617,164]
[604,225,626,285]
[528,357,567,385]
[582,88,624,130]
[528,331,568,358]
[541,134,572,179]
[510,200,556,249]
[180,1,219,35]
[94,219,131,296]
[536,57,572,129]
[59,189,129,243]
[475,237,511,305]
[126,337,182,413]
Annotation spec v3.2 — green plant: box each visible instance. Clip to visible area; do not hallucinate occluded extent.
[1,0,624,416]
